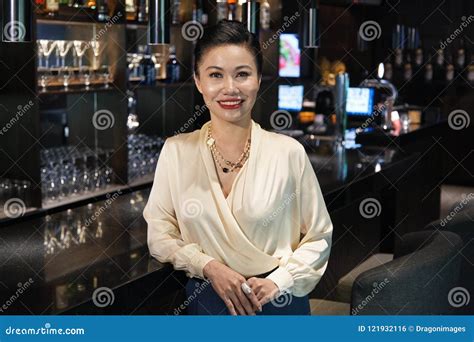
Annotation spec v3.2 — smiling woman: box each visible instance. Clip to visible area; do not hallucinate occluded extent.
[144,20,333,316]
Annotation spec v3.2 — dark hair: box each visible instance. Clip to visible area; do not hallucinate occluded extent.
[194,20,263,77]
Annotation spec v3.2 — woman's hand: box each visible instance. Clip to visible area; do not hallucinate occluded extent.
[203,260,262,315]
[246,277,280,306]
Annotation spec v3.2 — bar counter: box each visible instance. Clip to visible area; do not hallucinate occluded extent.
[0,121,451,315]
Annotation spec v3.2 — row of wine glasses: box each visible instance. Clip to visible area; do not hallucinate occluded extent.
[41,146,115,204]
[37,39,102,69]
[37,39,112,90]
[128,134,165,183]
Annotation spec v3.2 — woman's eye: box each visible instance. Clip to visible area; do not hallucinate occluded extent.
[209,72,222,78]
[237,72,250,78]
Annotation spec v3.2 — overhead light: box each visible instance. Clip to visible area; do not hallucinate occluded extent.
[148,0,171,45]
[2,0,32,43]
[377,63,384,79]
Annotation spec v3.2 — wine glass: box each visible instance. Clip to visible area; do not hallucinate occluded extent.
[73,40,89,68]
[56,40,73,68]
[38,40,57,69]
[89,40,103,70]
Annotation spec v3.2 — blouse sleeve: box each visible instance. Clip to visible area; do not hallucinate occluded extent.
[143,140,215,279]
[266,149,333,297]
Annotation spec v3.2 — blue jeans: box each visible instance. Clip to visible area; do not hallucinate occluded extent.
[185,277,310,315]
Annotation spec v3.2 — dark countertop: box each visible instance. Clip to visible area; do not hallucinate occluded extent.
[0,138,420,315]
[3,114,454,315]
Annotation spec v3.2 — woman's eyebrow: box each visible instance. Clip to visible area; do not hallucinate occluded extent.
[205,65,252,71]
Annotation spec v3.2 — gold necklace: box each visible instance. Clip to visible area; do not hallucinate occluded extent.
[207,124,251,173]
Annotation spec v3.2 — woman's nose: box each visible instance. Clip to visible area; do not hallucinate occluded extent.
[223,76,239,94]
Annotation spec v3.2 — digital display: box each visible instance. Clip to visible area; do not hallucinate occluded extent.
[278,85,304,111]
[346,87,375,116]
[279,34,301,78]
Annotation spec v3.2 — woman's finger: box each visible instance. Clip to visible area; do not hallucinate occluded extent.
[228,292,247,316]
[236,289,256,315]
[223,297,237,316]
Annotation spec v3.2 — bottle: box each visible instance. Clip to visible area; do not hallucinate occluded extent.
[171,0,181,24]
[467,54,474,84]
[392,48,404,86]
[137,0,147,22]
[445,53,455,84]
[166,45,180,83]
[139,46,156,86]
[96,0,109,21]
[35,0,47,15]
[454,38,466,77]
[227,0,237,20]
[383,62,393,81]
[260,0,271,30]
[216,0,227,22]
[424,56,433,84]
[433,48,445,84]
[192,0,203,23]
[46,0,60,16]
[126,0,137,21]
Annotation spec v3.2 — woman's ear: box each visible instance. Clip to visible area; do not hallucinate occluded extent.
[194,73,202,94]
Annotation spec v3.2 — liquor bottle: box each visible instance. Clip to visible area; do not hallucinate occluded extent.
[35,0,47,15]
[96,0,109,21]
[383,62,393,81]
[139,46,156,86]
[445,53,455,84]
[192,0,203,23]
[403,49,412,82]
[227,0,237,20]
[423,55,433,85]
[392,48,404,86]
[454,38,466,77]
[467,54,474,84]
[44,0,60,16]
[216,0,227,22]
[137,0,147,22]
[126,0,137,21]
[166,45,181,83]
[171,0,181,24]
[260,0,271,30]
[433,48,445,84]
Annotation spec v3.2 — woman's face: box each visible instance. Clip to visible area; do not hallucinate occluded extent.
[194,44,261,125]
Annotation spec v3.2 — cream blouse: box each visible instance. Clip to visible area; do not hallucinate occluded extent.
[144,119,333,297]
